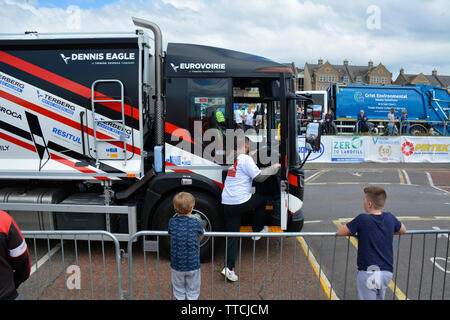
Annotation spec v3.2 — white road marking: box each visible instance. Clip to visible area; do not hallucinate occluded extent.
[401,169,411,185]
[30,243,61,276]
[432,227,450,241]
[430,257,450,273]
[304,220,322,224]
[426,172,450,194]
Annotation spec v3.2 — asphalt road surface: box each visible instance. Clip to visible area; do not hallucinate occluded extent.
[301,164,450,300]
[16,164,450,300]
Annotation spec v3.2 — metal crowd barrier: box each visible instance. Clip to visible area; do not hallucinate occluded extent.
[338,119,449,136]
[19,230,123,300]
[126,229,450,300]
[16,229,450,300]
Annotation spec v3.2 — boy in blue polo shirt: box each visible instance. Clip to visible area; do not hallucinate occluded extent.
[168,192,205,300]
[337,186,406,300]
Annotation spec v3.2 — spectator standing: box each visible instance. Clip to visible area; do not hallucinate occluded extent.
[356,110,366,133]
[244,108,254,130]
[168,192,205,300]
[324,109,337,135]
[336,186,406,300]
[400,109,410,135]
[234,105,245,129]
[0,210,30,300]
[387,108,397,136]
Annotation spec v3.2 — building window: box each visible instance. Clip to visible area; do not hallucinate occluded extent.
[297,78,304,91]
[381,77,387,84]
[319,75,326,82]
[356,76,362,83]
[372,77,379,84]
[328,75,335,82]
[342,76,349,83]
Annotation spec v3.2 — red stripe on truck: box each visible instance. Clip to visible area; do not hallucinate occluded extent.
[0,130,108,180]
[0,50,139,121]
[0,89,140,155]
[0,131,36,153]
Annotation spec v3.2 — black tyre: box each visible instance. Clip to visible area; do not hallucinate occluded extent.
[151,191,224,261]
[410,124,428,135]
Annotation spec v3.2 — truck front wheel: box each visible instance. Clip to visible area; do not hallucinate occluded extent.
[151,191,224,261]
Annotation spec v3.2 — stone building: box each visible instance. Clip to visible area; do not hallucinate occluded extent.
[394,68,450,88]
[303,59,393,90]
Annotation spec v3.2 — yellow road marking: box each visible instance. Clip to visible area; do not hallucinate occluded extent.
[296,236,339,300]
[240,224,338,299]
[398,169,405,185]
[333,220,408,300]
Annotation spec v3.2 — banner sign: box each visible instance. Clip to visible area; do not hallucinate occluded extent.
[297,135,449,163]
[367,136,402,162]
[331,136,365,162]
[297,136,331,163]
[401,136,450,163]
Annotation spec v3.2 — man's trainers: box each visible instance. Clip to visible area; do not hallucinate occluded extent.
[252,225,269,241]
[221,267,238,282]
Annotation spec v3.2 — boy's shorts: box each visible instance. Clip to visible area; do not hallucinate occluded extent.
[171,268,201,300]
[356,270,392,300]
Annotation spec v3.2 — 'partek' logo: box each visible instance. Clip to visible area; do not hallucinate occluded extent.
[401,141,414,156]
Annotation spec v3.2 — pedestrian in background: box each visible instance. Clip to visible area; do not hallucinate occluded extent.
[336,186,406,300]
[387,108,397,135]
[400,109,410,135]
[244,108,254,130]
[0,210,30,300]
[168,192,205,300]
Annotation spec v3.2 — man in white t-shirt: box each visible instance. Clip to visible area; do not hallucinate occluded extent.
[244,109,254,130]
[221,136,280,281]
[234,106,244,129]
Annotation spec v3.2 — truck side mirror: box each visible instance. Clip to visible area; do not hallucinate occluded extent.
[305,122,321,152]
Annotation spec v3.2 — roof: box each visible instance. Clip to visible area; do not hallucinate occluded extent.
[165,43,293,78]
[397,73,449,87]
[305,61,385,83]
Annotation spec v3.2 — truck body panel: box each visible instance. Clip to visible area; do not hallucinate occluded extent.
[0,20,308,248]
[0,35,146,180]
[330,84,450,134]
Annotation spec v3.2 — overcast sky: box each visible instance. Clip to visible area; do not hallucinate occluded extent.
[1,0,449,79]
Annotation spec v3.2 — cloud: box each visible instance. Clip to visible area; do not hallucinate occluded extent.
[0,0,449,77]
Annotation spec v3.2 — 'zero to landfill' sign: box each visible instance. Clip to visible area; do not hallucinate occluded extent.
[331,136,365,162]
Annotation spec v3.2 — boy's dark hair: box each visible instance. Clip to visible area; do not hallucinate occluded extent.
[173,192,195,215]
[364,186,387,210]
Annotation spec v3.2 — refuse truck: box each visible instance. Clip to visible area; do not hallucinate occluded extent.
[328,84,450,135]
[0,18,319,258]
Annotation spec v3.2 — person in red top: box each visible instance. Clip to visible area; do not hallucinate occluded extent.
[0,210,30,300]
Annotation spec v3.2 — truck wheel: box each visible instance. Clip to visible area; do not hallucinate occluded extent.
[151,191,224,261]
[410,124,427,135]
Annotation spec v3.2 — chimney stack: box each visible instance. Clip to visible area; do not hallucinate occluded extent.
[344,59,348,66]
[318,58,323,65]
[368,60,374,68]
[432,69,438,76]
[400,67,404,75]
